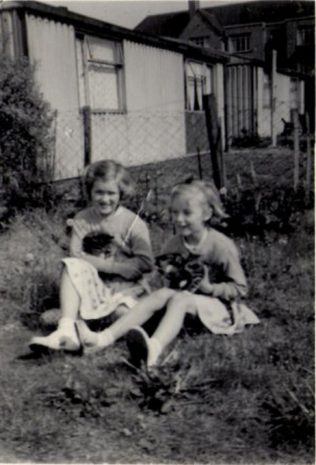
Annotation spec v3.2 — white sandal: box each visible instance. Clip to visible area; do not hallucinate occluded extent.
[29,327,81,353]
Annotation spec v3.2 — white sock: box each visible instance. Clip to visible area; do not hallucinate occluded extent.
[97,329,115,348]
[58,317,77,339]
[148,337,162,367]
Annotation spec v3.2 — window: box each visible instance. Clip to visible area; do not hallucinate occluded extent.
[296,26,314,46]
[185,61,212,111]
[290,78,300,110]
[263,72,271,109]
[230,33,251,52]
[76,35,124,112]
[190,36,209,48]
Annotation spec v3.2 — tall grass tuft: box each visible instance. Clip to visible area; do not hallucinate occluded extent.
[0,209,67,326]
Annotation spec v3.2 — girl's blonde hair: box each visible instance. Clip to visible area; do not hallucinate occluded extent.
[83,160,135,200]
[171,179,228,220]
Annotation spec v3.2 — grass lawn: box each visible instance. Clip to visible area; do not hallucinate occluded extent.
[0,148,314,463]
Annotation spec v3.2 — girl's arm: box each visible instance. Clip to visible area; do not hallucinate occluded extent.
[199,248,248,301]
[110,219,154,279]
[83,248,153,280]
[70,214,154,280]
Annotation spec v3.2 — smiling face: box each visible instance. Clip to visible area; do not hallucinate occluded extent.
[90,179,120,217]
[170,192,211,241]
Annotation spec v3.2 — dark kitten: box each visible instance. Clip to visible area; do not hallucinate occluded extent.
[155,253,204,292]
[82,232,114,257]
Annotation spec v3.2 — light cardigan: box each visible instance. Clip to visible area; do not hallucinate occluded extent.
[70,205,154,280]
[162,228,248,301]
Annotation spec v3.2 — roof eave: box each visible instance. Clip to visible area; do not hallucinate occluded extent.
[0,0,227,62]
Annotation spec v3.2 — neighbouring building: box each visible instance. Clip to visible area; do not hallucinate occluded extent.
[0,0,229,179]
[137,0,315,145]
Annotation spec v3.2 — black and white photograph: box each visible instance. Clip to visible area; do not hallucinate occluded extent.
[0,0,314,463]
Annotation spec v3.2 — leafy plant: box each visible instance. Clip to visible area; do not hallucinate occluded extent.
[0,54,54,213]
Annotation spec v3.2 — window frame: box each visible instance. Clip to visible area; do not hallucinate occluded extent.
[263,72,271,109]
[76,34,126,114]
[190,36,209,48]
[230,33,251,53]
[185,60,213,112]
[296,26,314,46]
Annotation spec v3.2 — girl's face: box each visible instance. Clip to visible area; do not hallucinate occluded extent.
[170,194,210,239]
[91,179,120,217]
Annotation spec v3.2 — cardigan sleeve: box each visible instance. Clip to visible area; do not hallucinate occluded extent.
[110,216,154,279]
[69,212,92,258]
[208,244,248,301]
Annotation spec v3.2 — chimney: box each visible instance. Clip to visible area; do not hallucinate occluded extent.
[188,0,200,18]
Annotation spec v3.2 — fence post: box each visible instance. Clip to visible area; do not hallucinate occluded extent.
[271,49,277,147]
[82,106,91,166]
[218,122,227,189]
[293,109,300,192]
[196,146,203,179]
[51,109,58,180]
[203,93,223,189]
[305,113,312,201]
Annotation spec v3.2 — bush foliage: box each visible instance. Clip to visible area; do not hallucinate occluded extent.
[0,55,54,212]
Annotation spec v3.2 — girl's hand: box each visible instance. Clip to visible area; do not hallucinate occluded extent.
[112,234,125,248]
[198,265,214,295]
[80,253,112,272]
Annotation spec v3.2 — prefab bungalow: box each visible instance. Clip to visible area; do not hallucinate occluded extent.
[0,1,229,179]
[225,54,306,145]
[137,1,312,146]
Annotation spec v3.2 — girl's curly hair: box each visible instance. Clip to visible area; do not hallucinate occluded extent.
[83,160,135,201]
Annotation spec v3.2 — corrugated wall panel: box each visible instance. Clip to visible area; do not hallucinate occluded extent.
[26,14,78,111]
[275,72,292,134]
[26,15,83,179]
[110,40,186,164]
[124,40,184,113]
[227,64,256,140]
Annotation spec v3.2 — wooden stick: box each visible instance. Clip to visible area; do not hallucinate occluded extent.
[250,161,257,186]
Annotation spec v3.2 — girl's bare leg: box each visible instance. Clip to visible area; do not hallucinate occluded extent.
[131,293,196,366]
[152,293,196,349]
[59,268,81,320]
[77,288,176,351]
[29,268,81,351]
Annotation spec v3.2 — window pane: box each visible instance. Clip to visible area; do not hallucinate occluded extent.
[187,76,195,110]
[231,34,250,52]
[186,61,212,111]
[88,64,119,110]
[290,79,299,109]
[204,67,212,94]
[87,36,116,63]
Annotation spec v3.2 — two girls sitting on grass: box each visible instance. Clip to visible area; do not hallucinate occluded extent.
[30,160,259,366]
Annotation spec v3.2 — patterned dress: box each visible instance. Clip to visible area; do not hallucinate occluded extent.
[63,205,153,320]
[161,228,259,334]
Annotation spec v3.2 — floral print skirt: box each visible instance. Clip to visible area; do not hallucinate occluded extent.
[62,257,144,320]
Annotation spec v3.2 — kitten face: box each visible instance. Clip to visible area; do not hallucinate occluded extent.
[82,232,114,256]
[155,253,204,292]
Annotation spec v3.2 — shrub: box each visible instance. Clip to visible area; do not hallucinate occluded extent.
[0,54,54,214]
[222,185,310,239]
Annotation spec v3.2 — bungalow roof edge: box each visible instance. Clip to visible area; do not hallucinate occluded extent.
[0,0,229,63]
